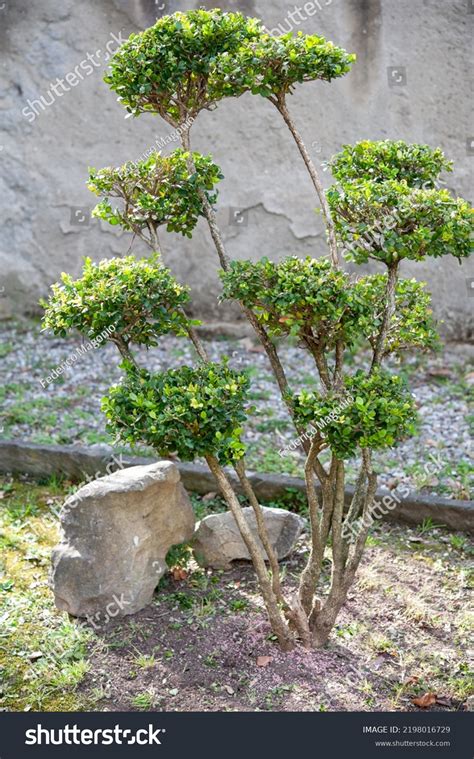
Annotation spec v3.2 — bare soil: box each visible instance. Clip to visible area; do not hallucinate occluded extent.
[79,521,473,713]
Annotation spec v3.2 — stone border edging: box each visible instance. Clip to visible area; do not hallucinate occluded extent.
[0,440,472,534]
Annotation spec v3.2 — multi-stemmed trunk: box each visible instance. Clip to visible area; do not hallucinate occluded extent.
[170,122,399,650]
[205,453,294,651]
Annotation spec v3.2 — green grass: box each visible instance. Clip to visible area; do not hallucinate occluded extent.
[0,478,96,711]
[0,342,14,358]
[130,689,158,710]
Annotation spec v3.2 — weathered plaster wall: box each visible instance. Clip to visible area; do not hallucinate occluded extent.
[0,0,472,335]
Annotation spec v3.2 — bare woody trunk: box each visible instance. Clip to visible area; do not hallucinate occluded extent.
[234,458,283,603]
[177,121,387,651]
[309,451,377,647]
[205,454,295,651]
[370,261,399,370]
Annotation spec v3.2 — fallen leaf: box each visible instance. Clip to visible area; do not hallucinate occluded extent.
[171,567,188,581]
[412,692,436,708]
[256,656,272,667]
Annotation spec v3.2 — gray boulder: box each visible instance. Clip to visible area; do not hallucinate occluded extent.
[193,507,306,570]
[51,461,195,623]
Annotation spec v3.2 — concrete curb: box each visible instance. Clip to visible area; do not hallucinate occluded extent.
[0,440,472,534]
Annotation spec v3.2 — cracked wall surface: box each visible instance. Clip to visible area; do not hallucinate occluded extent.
[0,0,472,335]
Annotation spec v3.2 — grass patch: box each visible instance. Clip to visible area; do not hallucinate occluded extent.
[0,477,97,711]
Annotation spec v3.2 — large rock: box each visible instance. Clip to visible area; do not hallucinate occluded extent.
[192,507,306,570]
[51,461,195,623]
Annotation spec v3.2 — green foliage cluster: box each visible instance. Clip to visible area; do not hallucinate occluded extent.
[213,31,355,100]
[329,140,452,187]
[327,180,473,265]
[221,256,438,359]
[355,275,439,355]
[220,256,365,346]
[42,255,190,346]
[88,150,223,238]
[104,9,265,122]
[102,363,250,464]
[292,370,417,459]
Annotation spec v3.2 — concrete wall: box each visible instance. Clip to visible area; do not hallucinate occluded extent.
[0,0,472,336]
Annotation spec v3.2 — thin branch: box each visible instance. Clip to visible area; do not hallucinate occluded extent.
[370,261,399,371]
[110,334,139,370]
[234,458,284,604]
[273,94,340,269]
[297,437,323,615]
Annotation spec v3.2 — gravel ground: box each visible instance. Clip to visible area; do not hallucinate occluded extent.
[0,319,472,499]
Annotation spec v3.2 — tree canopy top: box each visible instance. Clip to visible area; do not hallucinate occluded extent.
[104,9,355,124]
[329,140,452,187]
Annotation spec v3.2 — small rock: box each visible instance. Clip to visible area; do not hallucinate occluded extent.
[28,651,44,662]
[192,507,305,570]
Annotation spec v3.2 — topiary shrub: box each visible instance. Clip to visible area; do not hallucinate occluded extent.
[43,10,473,651]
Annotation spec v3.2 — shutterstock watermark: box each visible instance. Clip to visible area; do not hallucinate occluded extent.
[39,324,116,388]
[387,66,407,87]
[22,31,126,123]
[84,559,164,631]
[265,0,333,36]
[339,183,456,260]
[25,723,165,746]
[62,452,126,516]
[229,207,250,226]
[26,451,126,556]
